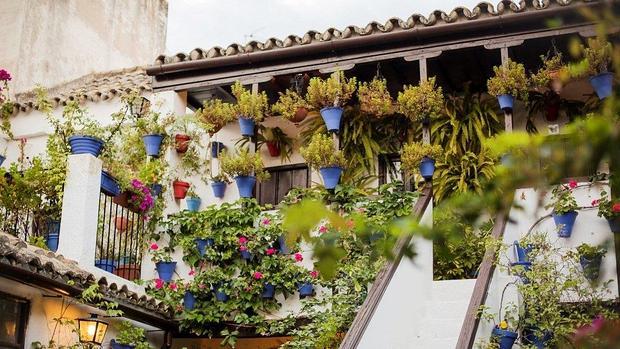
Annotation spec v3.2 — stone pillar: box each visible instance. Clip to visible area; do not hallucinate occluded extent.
[57,154,102,265]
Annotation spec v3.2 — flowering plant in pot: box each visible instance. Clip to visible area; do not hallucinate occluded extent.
[300,133,346,189]
[149,242,176,282]
[220,149,270,198]
[581,38,613,100]
[0,69,14,138]
[196,98,235,135]
[306,71,357,133]
[487,60,530,111]
[594,190,620,233]
[231,81,269,137]
[358,77,395,117]
[400,142,443,181]
[137,158,166,197]
[575,243,606,281]
[272,89,312,123]
[545,181,578,238]
[297,269,320,298]
[209,174,229,199]
[111,321,149,349]
[397,77,444,125]
[185,187,201,212]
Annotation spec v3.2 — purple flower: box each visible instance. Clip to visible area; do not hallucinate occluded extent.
[0,69,12,82]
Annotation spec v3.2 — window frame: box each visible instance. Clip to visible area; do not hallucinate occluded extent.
[0,291,29,349]
[256,164,311,206]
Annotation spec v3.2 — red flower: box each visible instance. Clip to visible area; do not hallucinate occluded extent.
[613,203,620,213]
[253,271,263,280]
[310,270,319,279]
[318,225,328,234]
[294,253,303,262]
[198,283,206,289]
[188,269,195,276]
[568,179,578,189]
[238,236,248,244]
[262,218,271,225]
[591,199,600,206]
[239,245,248,252]
[266,248,277,256]
[154,278,164,289]
[169,282,178,291]
[150,242,159,250]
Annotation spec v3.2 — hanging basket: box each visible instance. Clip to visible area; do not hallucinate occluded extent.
[174,134,191,153]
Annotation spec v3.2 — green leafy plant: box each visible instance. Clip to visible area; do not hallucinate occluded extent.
[581,38,613,76]
[134,108,174,136]
[115,321,150,349]
[545,183,578,214]
[576,243,606,259]
[531,52,567,88]
[272,90,311,120]
[433,150,497,202]
[595,189,620,219]
[306,71,357,109]
[80,284,123,317]
[231,81,269,122]
[357,77,394,117]
[487,59,530,101]
[236,126,294,162]
[400,142,442,173]
[0,68,14,138]
[220,148,269,181]
[397,77,444,122]
[148,241,174,263]
[300,133,346,170]
[196,98,236,135]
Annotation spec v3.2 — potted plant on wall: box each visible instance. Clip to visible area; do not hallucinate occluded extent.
[272,89,312,124]
[111,321,150,349]
[298,269,319,298]
[231,81,269,137]
[172,179,190,200]
[401,142,443,181]
[196,98,236,135]
[582,38,613,100]
[490,320,519,349]
[210,141,226,158]
[63,101,108,157]
[220,148,270,198]
[0,69,14,139]
[594,189,620,232]
[263,127,294,160]
[138,159,166,197]
[149,242,176,282]
[185,187,201,212]
[306,71,357,133]
[575,243,606,281]
[210,174,229,199]
[170,114,199,154]
[135,108,174,158]
[358,77,395,117]
[300,133,346,190]
[487,59,530,111]
[531,52,566,94]
[545,182,578,238]
[397,76,444,127]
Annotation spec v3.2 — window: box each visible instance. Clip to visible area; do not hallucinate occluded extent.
[256,165,310,206]
[378,154,413,190]
[0,292,29,349]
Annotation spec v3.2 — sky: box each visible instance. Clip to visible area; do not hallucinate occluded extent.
[165,0,486,54]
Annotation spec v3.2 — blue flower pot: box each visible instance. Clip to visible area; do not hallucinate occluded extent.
[150,183,163,197]
[211,142,226,158]
[580,255,602,281]
[298,282,314,298]
[186,197,201,212]
[110,339,135,349]
[277,235,290,254]
[522,327,552,349]
[552,211,578,238]
[419,157,435,181]
[211,181,227,198]
[320,107,343,132]
[68,135,104,157]
[590,72,613,100]
[0,154,5,167]
[607,217,620,233]
[512,241,532,265]
[46,232,59,252]
[95,259,116,273]
[142,134,164,157]
[234,175,256,198]
[262,283,275,299]
[184,290,196,310]
[319,166,342,189]
[101,171,121,197]
[195,238,214,256]
[155,261,177,282]
[240,250,252,261]
[45,219,61,252]
[497,94,514,111]
[491,326,518,349]
[214,285,229,302]
[238,117,255,137]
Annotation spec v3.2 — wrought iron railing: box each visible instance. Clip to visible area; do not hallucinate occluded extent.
[0,207,60,249]
[96,191,145,281]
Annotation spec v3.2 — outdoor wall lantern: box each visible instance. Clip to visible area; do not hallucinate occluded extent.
[77,314,108,345]
[129,96,151,118]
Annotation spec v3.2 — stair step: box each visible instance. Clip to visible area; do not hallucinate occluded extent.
[424,300,469,320]
[431,279,476,302]
[416,318,465,339]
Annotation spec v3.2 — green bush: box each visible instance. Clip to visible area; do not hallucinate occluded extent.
[400,142,442,173]
[300,133,346,170]
[272,90,311,120]
[397,77,444,122]
[357,77,394,117]
[220,148,269,181]
[231,81,269,122]
[486,59,530,101]
[306,71,357,109]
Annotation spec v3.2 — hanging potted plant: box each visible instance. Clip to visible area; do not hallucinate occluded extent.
[111,321,149,349]
[531,52,566,94]
[237,235,253,260]
[298,270,319,298]
[185,187,201,212]
[101,170,121,197]
[195,231,214,257]
[196,98,236,135]
[576,243,606,281]
[114,216,132,232]
[231,81,269,137]
[491,321,518,349]
[172,179,190,200]
[511,240,533,269]
[487,59,530,111]
[300,133,346,190]
[220,149,269,198]
[113,179,155,216]
[582,38,613,100]
[594,189,620,233]
[210,141,226,158]
[183,282,197,311]
[397,76,444,127]
[62,101,107,157]
[400,142,443,181]
[263,127,294,160]
[135,109,174,158]
[149,242,176,282]
[306,71,357,133]
[358,77,395,117]
[272,89,312,123]
[209,174,229,199]
[545,182,578,238]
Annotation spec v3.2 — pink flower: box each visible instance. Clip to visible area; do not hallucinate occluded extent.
[0,69,12,81]
[253,271,263,280]
[347,220,355,229]
[239,245,248,252]
[266,248,277,256]
[310,270,319,279]
[238,236,248,244]
[568,179,578,189]
[318,225,328,234]
[198,283,206,289]
[613,203,620,213]
[262,218,271,225]
[169,282,178,291]
[188,269,195,276]
[150,242,159,250]
[591,199,600,206]
[294,253,303,262]
[154,278,164,289]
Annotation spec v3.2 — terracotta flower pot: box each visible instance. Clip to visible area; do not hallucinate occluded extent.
[112,192,141,213]
[172,180,190,199]
[175,134,191,154]
[266,141,281,157]
[114,216,131,232]
[114,263,141,281]
[289,107,308,123]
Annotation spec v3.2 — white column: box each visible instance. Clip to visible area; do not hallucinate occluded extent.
[57,154,102,264]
